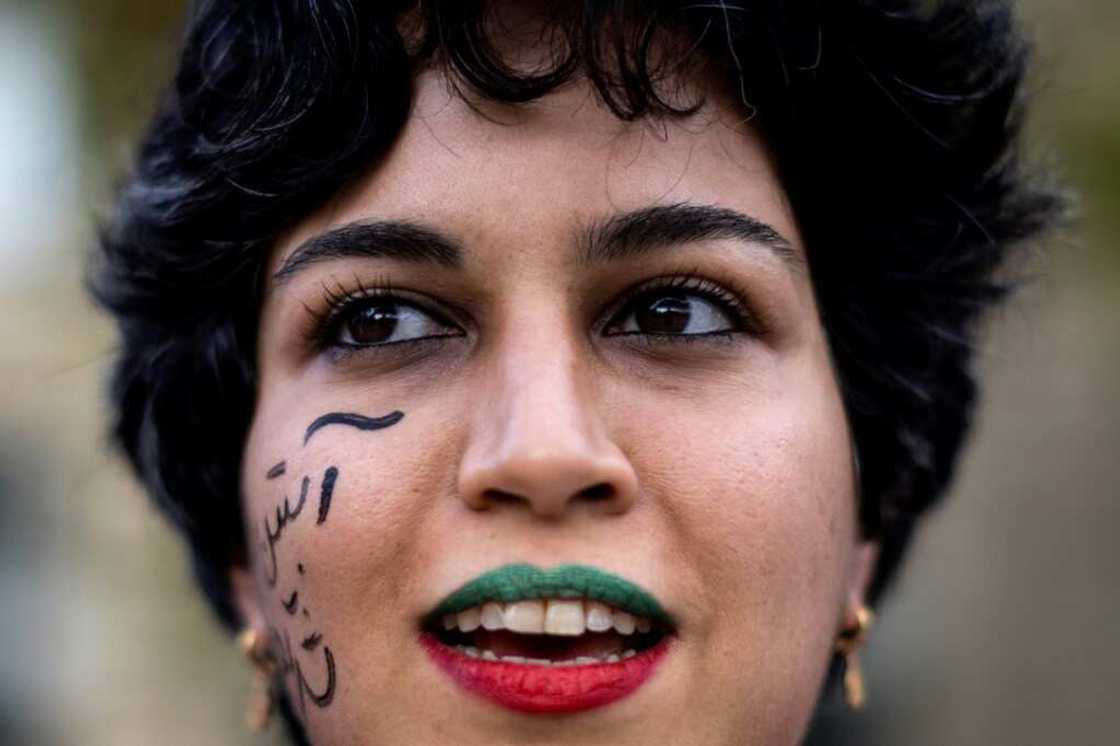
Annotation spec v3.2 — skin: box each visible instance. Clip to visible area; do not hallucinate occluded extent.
[231,67,878,745]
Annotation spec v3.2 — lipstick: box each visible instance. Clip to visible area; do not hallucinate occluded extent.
[420,564,675,713]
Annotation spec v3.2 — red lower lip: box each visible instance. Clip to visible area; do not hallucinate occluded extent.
[420,632,672,713]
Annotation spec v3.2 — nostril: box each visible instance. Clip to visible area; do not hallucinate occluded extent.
[478,483,616,509]
[482,489,521,505]
[579,483,615,502]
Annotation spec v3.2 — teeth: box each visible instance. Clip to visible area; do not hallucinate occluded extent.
[553,656,605,666]
[544,600,586,636]
[480,602,505,631]
[612,610,636,635]
[585,601,613,632]
[443,599,658,638]
[457,606,481,632]
[460,650,638,666]
[504,600,545,634]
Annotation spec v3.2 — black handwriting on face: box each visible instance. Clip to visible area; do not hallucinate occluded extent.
[273,626,336,715]
[303,410,404,445]
[256,409,405,717]
[302,645,336,708]
[264,476,309,587]
[263,410,404,585]
[317,467,338,525]
[262,466,345,586]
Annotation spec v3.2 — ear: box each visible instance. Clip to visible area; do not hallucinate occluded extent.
[229,562,268,633]
[842,541,879,630]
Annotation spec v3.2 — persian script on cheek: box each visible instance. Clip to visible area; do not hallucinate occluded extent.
[258,410,405,716]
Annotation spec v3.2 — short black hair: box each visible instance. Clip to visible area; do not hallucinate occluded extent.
[92,0,1062,666]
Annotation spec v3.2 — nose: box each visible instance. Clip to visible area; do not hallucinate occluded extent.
[457,331,638,520]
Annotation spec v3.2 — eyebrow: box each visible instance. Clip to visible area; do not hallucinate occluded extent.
[272,202,798,285]
[580,203,799,267]
[273,221,464,284]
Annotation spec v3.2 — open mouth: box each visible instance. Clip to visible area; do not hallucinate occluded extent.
[427,597,665,665]
[420,564,676,712]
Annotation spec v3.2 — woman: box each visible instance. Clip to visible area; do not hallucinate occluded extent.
[91,1,1061,743]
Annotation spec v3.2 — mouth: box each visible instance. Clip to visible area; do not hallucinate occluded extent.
[419,564,676,713]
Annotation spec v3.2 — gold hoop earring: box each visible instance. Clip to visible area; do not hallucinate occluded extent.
[835,605,874,711]
[238,628,277,731]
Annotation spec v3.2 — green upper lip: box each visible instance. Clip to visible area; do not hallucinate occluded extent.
[425,563,675,629]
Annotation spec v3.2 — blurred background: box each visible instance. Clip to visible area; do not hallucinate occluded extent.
[0,1,1115,744]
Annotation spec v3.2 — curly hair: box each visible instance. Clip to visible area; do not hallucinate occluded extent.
[92,0,1061,645]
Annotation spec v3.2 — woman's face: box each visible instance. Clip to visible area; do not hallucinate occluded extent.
[234,70,876,745]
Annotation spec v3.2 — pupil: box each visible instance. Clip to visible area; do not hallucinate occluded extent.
[637,293,691,334]
[347,303,399,344]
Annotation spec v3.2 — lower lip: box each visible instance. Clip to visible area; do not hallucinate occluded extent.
[420,632,672,713]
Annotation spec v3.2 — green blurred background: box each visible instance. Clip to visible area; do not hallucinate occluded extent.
[0,1,1115,744]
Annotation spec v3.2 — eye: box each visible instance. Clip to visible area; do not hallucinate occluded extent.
[328,296,460,349]
[604,277,749,339]
[611,291,731,336]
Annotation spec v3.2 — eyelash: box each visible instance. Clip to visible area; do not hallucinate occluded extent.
[306,272,762,362]
[600,272,761,342]
[307,276,458,360]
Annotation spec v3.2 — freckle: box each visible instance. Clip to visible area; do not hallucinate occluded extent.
[298,563,305,575]
[303,609,310,619]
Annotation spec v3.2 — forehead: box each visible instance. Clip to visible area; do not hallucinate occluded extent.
[272,69,802,274]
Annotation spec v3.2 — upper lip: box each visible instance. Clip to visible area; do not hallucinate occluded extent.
[422,563,677,630]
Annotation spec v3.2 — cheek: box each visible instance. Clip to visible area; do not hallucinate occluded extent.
[649,410,850,614]
[245,423,450,601]
[615,353,854,721]
[623,360,853,590]
[300,449,443,636]
[239,407,460,730]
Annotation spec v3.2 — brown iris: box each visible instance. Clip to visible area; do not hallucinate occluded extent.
[635,292,692,334]
[345,302,400,344]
